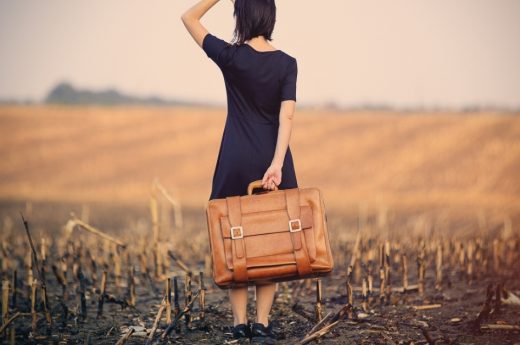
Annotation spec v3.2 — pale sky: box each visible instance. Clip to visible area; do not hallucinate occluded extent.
[0,0,519,108]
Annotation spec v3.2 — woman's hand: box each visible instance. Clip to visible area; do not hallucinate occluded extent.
[262,163,282,190]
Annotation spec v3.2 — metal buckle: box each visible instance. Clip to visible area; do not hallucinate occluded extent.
[230,226,244,239]
[288,219,302,233]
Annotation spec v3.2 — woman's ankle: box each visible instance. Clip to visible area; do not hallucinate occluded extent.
[255,317,269,327]
[233,318,248,326]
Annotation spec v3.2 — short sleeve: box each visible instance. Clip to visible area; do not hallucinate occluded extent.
[202,33,231,69]
[280,57,298,102]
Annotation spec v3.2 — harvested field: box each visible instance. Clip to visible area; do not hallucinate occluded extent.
[0,106,519,344]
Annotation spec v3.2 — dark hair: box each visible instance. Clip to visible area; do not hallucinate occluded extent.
[232,0,276,45]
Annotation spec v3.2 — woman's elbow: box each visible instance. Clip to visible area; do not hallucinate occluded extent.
[180,11,194,23]
[280,110,295,121]
[181,13,201,29]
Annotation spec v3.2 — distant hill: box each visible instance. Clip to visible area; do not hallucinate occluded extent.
[44,82,211,107]
[0,98,36,105]
[0,81,515,111]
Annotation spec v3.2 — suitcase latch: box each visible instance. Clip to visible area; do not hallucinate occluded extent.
[230,226,244,239]
[288,219,302,232]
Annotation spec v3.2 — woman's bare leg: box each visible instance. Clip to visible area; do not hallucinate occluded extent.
[229,286,248,326]
[255,283,277,326]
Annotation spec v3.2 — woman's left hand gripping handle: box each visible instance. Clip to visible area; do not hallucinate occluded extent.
[262,164,282,190]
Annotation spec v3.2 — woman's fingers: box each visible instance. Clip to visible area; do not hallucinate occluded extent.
[261,165,282,190]
[262,171,269,186]
[263,175,273,190]
[270,176,277,188]
[265,177,272,189]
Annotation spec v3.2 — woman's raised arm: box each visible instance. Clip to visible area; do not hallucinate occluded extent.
[180,0,233,48]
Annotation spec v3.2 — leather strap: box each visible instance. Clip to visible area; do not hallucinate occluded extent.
[226,196,248,283]
[285,189,313,276]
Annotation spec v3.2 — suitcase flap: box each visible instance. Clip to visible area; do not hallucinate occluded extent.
[220,205,313,238]
[220,205,317,270]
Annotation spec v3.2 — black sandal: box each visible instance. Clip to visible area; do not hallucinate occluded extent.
[251,322,273,336]
[232,323,252,339]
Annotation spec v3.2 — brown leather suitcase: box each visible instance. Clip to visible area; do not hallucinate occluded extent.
[206,179,334,288]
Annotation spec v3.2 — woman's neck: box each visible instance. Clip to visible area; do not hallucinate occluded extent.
[245,36,277,51]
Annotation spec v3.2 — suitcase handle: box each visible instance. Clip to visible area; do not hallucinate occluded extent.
[247,179,279,195]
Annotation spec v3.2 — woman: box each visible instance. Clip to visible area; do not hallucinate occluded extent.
[181,0,298,341]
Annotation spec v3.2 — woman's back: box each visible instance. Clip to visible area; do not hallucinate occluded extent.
[203,33,298,125]
[202,33,298,200]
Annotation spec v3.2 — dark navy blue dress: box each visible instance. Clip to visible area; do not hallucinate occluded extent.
[203,32,299,200]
